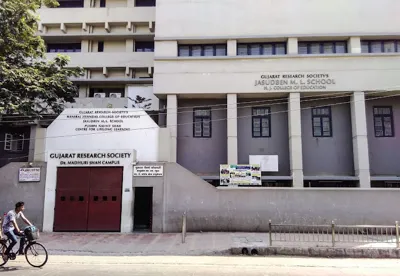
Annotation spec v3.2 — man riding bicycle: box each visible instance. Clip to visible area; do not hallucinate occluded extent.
[1,202,32,262]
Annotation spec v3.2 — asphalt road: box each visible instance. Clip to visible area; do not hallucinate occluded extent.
[1,256,400,275]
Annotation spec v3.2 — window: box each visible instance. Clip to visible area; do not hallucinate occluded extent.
[4,133,24,152]
[178,44,227,57]
[47,43,81,53]
[193,109,211,138]
[311,107,332,137]
[298,41,348,54]
[135,0,156,6]
[57,0,84,8]
[252,107,271,138]
[373,106,394,137]
[361,40,400,53]
[98,41,104,52]
[135,41,154,52]
[237,43,286,56]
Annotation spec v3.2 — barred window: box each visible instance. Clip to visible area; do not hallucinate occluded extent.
[178,45,227,57]
[312,107,332,137]
[361,40,400,53]
[373,106,394,137]
[299,41,347,54]
[237,43,286,56]
[252,107,271,138]
[4,133,24,152]
[193,109,212,138]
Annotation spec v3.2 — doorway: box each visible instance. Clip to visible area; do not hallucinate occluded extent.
[134,187,153,232]
[54,167,123,232]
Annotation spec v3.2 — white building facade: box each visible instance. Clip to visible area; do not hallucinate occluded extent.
[154,0,400,188]
[10,0,400,233]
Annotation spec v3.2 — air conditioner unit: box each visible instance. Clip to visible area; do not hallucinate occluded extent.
[93,93,106,98]
[109,93,122,98]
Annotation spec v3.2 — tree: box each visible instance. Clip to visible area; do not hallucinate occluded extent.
[0,0,84,118]
[128,95,152,109]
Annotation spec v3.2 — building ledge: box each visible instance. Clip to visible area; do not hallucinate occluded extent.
[155,32,400,41]
[155,53,400,61]
[303,176,358,181]
[371,176,400,181]
[71,78,153,84]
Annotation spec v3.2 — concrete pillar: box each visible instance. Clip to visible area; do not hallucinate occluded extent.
[78,85,88,98]
[167,95,178,163]
[348,37,362,54]
[126,39,134,52]
[287,38,298,54]
[227,40,237,56]
[351,92,371,188]
[288,93,303,187]
[84,0,92,8]
[33,126,47,162]
[227,94,238,164]
[81,40,90,53]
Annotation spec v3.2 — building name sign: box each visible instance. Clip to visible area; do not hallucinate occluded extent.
[133,165,164,177]
[254,73,336,91]
[65,110,140,132]
[49,152,132,166]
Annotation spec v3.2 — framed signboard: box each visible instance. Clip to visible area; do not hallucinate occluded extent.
[18,168,41,182]
[220,164,261,186]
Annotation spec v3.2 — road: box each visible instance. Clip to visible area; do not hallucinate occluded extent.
[1,256,400,275]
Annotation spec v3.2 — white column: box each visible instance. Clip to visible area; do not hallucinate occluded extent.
[351,92,371,188]
[227,94,238,164]
[287,38,298,54]
[167,94,178,163]
[348,37,362,54]
[289,93,303,187]
[33,127,47,162]
[227,40,237,56]
[126,39,134,52]
[84,0,92,8]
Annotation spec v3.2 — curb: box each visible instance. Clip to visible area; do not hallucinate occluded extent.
[230,247,400,258]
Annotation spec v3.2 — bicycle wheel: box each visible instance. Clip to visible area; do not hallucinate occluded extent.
[24,242,48,268]
[0,241,8,267]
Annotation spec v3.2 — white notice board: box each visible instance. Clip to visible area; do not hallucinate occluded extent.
[18,168,41,182]
[133,165,164,176]
[249,155,279,172]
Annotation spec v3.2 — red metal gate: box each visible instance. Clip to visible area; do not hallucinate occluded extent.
[54,167,123,232]
[87,167,123,231]
[54,168,90,232]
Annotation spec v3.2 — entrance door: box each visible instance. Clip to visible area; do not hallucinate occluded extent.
[54,167,123,232]
[87,167,123,231]
[54,168,90,232]
[134,187,153,231]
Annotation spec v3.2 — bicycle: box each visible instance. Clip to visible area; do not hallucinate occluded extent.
[0,226,48,268]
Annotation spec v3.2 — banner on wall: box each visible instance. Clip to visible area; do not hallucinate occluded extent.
[219,164,261,186]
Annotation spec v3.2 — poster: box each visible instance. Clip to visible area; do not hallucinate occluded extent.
[219,164,261,186]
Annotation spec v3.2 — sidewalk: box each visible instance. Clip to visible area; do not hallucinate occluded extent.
[37,232,399,257]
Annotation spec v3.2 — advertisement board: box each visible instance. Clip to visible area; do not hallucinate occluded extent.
[219,164,261,186]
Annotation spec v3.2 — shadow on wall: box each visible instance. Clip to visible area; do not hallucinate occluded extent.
[0,162,46,231]
[163,163,400,232]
